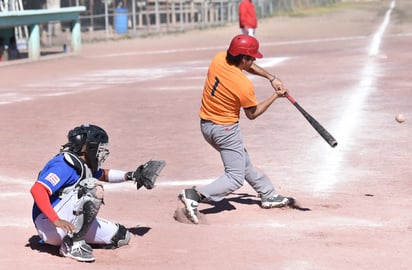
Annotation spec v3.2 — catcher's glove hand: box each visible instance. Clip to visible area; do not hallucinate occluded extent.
[127,160,166,190]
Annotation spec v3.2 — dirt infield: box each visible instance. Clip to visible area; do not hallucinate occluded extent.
[1,0,411,269]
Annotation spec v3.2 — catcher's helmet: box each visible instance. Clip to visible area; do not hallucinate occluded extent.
[227,34,263,58]
[64,124,110,173]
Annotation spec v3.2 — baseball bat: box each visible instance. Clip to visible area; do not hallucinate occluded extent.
[285,93,338,148]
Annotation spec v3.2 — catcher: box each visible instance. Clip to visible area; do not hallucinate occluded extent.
[30,124,166,262]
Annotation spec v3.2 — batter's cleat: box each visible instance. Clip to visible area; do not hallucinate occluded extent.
[59,237,95,262]
[178,188,200,224]
[261,194,290,209]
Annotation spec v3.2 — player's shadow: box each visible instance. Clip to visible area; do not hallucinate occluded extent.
[127,226,151,236]
[200,193,260,214]
[25,226,150,255]
[200,193,311,214]
[25,235,60,257]
[287,197,311,211]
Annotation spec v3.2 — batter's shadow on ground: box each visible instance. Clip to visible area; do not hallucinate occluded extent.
[25,226,149,256]
[200,193,260,214]
[200,193,311,214]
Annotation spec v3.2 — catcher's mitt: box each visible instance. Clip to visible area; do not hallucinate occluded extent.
[127,160,166,190]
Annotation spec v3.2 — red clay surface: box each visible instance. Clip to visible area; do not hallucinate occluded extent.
[1,1,411,269]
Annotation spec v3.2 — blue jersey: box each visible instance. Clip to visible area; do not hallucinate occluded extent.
[31,153,103,222]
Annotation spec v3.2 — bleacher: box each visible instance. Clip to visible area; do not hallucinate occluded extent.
[0,0,85,61]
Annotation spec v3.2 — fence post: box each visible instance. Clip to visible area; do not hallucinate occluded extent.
[28,24,40,60]
[132,0,137,34]
[71,18,82,54]
[104,0,109,40]
[179,0,184,31]
[155,0,160,32]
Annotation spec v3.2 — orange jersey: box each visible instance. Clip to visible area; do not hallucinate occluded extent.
[199,52,257,125]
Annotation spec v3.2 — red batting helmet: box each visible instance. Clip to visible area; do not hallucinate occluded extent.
[227,34,263,58]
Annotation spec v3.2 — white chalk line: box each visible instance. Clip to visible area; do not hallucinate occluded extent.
[88,36,369,59]
[85,31,412,59]
[0,176,393,230]
[0,216,385,229]
[88,45,227,58]
[1,33,395,107]
[311,0,396,193]
[368,0,396,56]
[223,216,384,229]
[0,177,214,228]
[0,55,289,106]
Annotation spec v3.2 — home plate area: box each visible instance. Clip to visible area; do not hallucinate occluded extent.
[174,207,208,225]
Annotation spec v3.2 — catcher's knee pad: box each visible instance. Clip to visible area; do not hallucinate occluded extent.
[72,181,104,241]
[106,224,130,249]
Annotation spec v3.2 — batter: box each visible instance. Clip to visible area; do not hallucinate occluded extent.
[179,35,291,224]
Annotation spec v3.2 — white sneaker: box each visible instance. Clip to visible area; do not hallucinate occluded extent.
[178,189,200,224]
[59,237,95,262]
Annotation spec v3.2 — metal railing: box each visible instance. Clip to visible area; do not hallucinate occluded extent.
[73,0,341,41]
[1,0,340,46]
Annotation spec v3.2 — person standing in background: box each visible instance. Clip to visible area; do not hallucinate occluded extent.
[0,37,4,61]
[239,0,258,36]
[7,36,20,60]
[2,45,8,61]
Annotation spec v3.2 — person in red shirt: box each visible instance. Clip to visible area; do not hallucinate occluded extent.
[178,35,291,224]
[239,0,258,36]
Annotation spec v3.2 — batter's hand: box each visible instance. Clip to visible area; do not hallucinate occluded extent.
[275,87,287,97]
[270,78,287,96]
[54,218,75,233]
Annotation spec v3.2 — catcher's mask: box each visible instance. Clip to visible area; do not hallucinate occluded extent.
[227,34,263,58]
[62,124,110,174]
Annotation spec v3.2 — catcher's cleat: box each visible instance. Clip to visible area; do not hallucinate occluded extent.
[102,224,131,249]
[261,194,290,209]
[178,188,200,224]
[59,237,95,262]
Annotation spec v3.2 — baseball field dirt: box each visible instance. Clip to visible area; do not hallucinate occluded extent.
[0,0,411,269]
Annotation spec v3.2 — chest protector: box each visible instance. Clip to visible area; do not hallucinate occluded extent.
[58,151,92,198]
[61,151,104,242]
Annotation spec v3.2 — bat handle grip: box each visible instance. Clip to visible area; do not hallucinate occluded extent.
[285,93,296,104]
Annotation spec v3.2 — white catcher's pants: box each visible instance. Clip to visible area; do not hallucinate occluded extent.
[34,189,119,246]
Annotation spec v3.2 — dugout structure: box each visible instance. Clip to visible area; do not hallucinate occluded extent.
[0,6,86,60]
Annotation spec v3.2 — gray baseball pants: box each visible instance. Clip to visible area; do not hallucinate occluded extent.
[197,119,277,201]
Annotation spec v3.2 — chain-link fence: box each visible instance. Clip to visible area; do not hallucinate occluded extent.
[64,0,340,42]
[1,0,340,46]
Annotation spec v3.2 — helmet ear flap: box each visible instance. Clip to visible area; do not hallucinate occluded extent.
[72,134,86,152]
[67,126,87,154]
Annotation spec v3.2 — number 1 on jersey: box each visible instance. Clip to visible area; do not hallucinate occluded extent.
[211,76,220,96]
